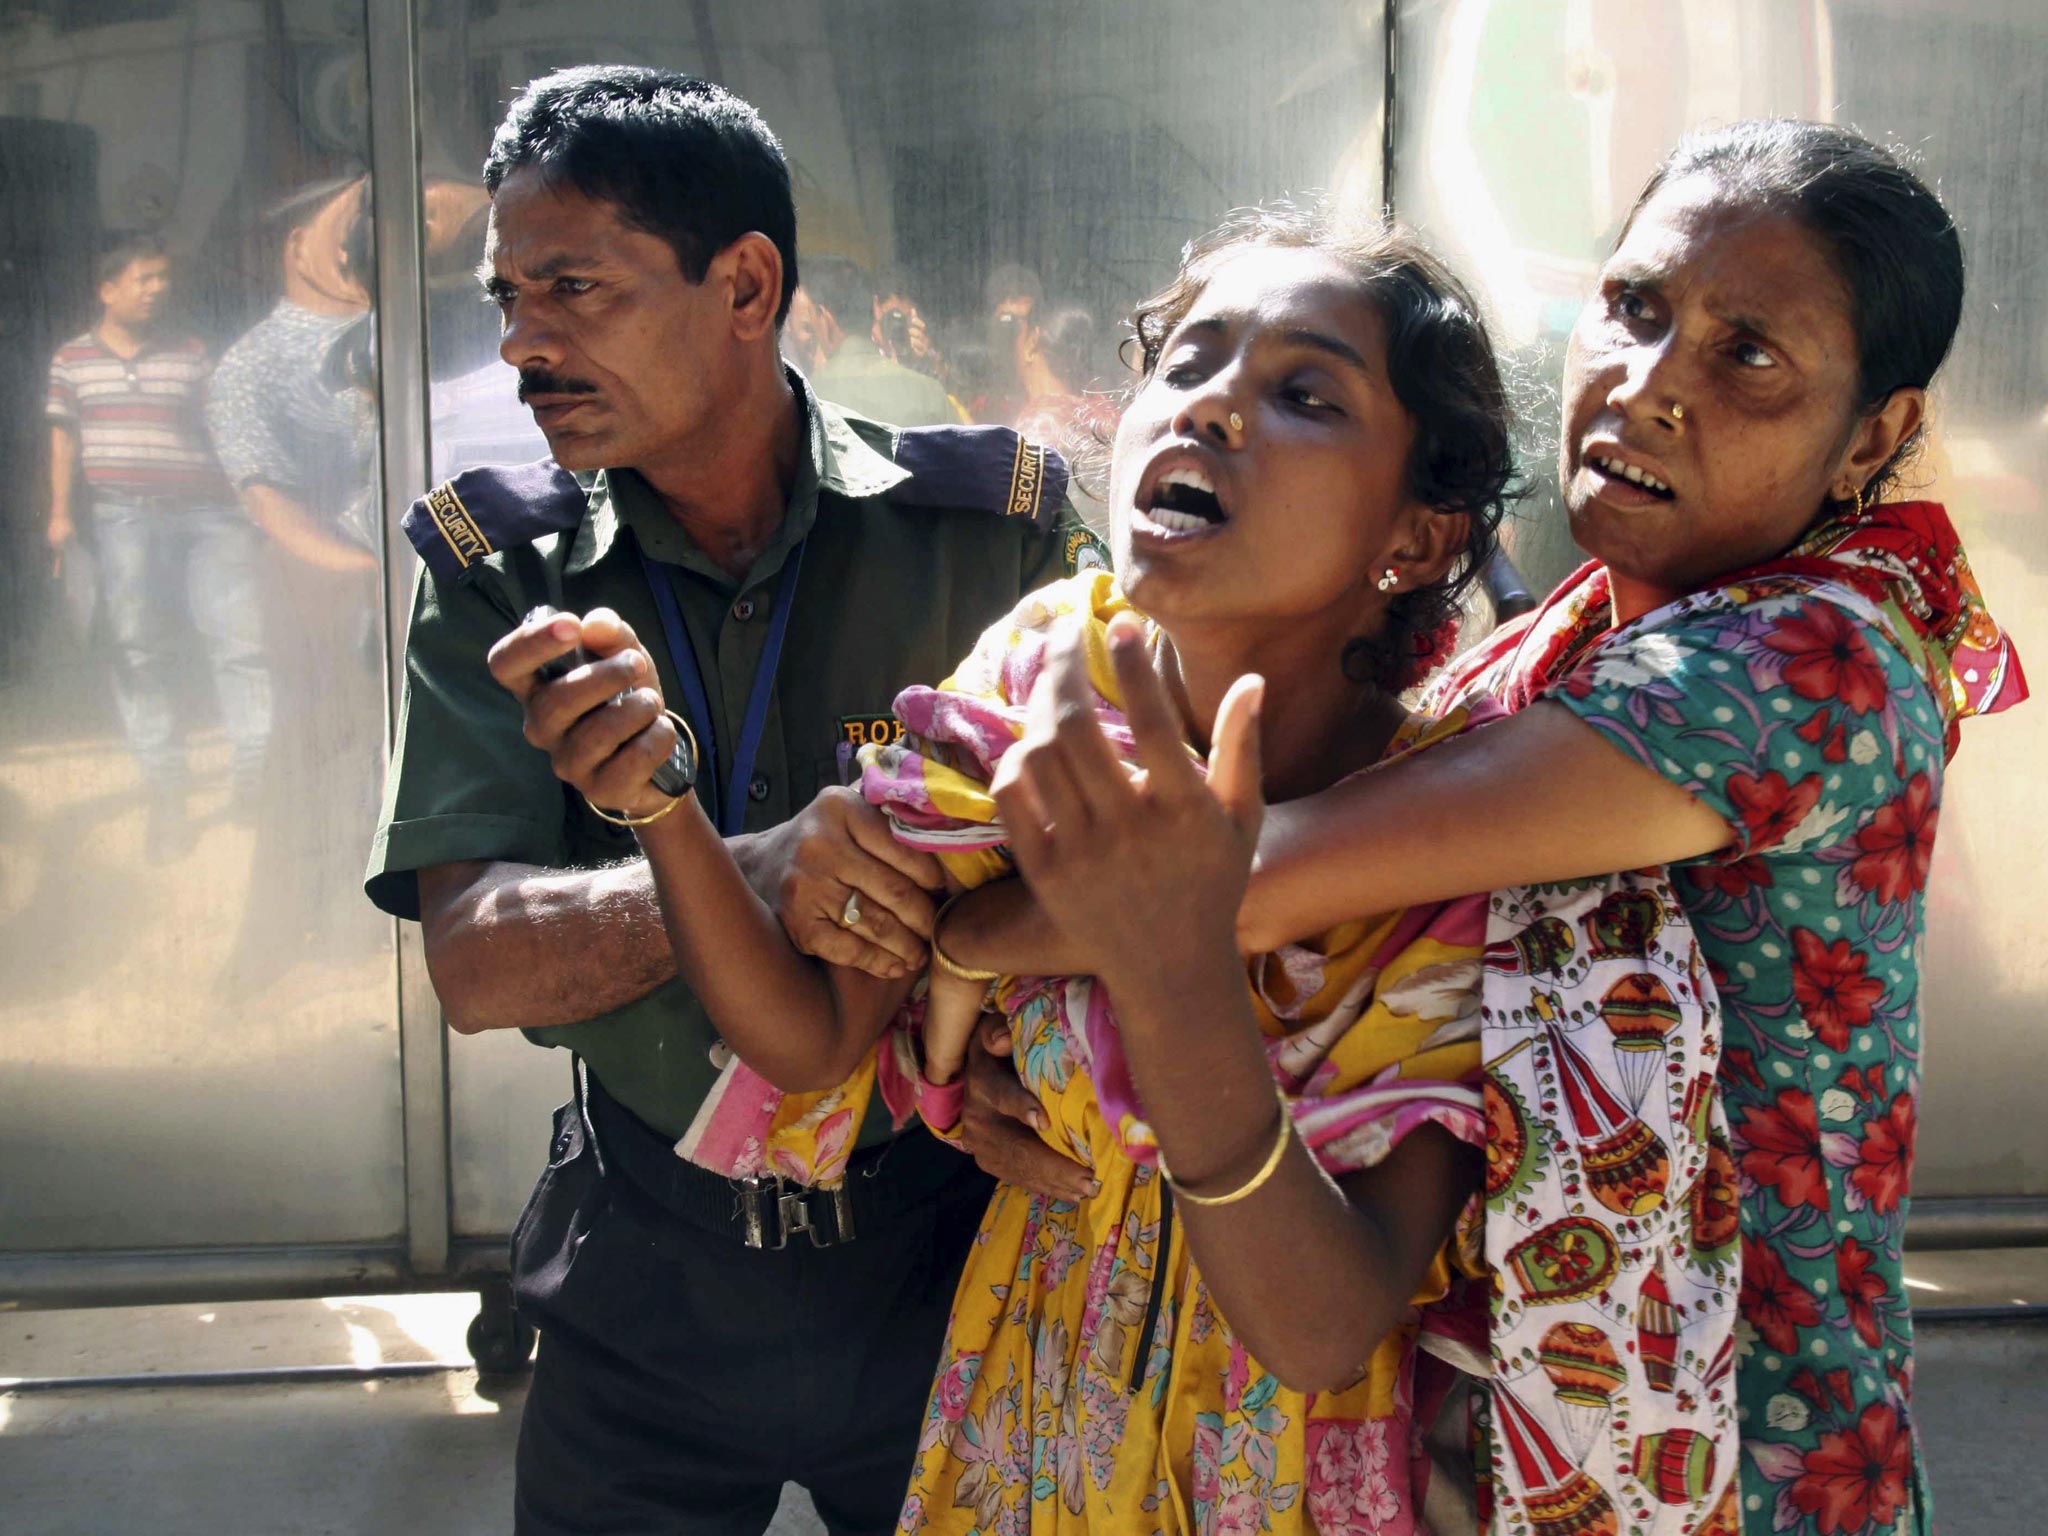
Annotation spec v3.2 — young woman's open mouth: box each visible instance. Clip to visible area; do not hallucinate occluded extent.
[1130,454,1232,543]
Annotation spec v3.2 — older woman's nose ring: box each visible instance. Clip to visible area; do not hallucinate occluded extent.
[1228,411,1244,433]
[1669,400,1685,421]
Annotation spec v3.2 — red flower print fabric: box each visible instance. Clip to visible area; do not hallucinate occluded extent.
[1424,499,2024,1536]
[1542,579,1947,1535]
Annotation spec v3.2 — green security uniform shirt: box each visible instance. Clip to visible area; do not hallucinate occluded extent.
[366,376,1079,1145]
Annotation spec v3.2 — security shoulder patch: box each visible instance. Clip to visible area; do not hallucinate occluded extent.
[887,425,1072,533]
[400,458,586,586]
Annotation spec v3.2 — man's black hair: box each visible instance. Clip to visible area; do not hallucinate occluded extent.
[485,65,799,324]
[801,253,876,330]
[96,231,168,290]
[873,262,920,307]
[984,262,1044,314]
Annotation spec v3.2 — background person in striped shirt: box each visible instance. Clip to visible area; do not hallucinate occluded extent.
[45,233,272,861]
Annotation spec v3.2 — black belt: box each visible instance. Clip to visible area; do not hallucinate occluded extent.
[579,1062,985,1250]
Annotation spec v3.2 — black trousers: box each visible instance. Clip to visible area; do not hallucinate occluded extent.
[509,1069,993,1536]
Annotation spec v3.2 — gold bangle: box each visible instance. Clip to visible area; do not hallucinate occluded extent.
[1158,1092,1293,1207]
[584,709,697,827]
[585,792,686,828]
[929,891,1002,983]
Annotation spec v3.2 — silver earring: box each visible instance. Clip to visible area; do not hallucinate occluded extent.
[1377,568,1399,592]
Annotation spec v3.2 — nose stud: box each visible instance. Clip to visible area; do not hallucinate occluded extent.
[1228,411,1244,433]
[1669,401,1685,421]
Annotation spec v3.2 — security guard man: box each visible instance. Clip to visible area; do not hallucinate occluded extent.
[365,67,1094,1534]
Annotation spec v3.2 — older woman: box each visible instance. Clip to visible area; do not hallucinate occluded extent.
[1198,122,2024,1535]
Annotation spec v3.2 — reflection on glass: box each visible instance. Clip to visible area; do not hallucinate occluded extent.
[4,0,2038,1268]
[0,1,403,1252]
[978,262,1045,426]
[426,178,544,480]
[210,176,379,578]
[46,235,272,861]
[794,254,957,428]
[207,173,388,1002]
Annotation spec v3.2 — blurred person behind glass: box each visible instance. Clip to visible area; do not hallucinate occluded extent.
[1010,303,1114,444]
[872,262,942,376]
[1010,303,1118,532]
[425,187,549,481]
[205,176,379,577]
[799,252,956,427]
[932,322,998,426]
[45,233,271,861]
[205,176,384,981]
[977,260,1044,422]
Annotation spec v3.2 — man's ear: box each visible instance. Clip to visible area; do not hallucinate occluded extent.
[722,232,785,343]
[1383,504,1469,592]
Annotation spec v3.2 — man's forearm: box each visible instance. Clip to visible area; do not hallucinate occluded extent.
[420,829,782,1033]
[422,858,674,1031]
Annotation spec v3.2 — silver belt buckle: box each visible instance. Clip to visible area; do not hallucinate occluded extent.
[735,1175,856,1249]
[736,1176,770,1248]
[775,1182,858,1249]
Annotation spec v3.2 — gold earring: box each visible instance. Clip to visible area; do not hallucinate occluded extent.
[1376,568,1399,592]
[1228,411,1244,433]
[1849,482,1866,518]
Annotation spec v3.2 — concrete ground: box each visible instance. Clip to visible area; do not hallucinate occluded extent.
[4,1253,2045,1535]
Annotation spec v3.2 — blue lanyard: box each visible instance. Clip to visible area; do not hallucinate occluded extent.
[634,536,807,838]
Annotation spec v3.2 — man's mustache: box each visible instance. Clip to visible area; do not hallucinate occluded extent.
[518,370,600,402]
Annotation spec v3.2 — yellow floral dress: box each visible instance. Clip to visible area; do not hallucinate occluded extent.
[861,574,1492,1536]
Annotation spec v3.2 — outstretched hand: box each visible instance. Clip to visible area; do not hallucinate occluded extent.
[991,612,1264,989]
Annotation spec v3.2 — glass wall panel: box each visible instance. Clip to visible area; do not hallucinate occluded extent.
[0,0,402,1249]
[1394,0,2048,1199]
[416,0,1391,1237]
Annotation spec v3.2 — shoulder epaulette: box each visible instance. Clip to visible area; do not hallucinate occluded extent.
[401,459,586,587]
[888,425,1071,533]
